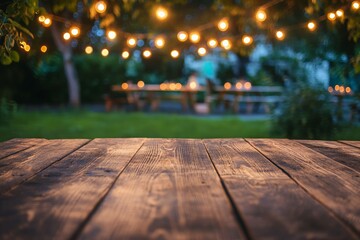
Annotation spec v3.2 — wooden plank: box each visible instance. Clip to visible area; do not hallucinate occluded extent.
[340,141,360,149]
[247,138,360,235]
[298,140,360,172]
[0,138,144,240]
[0,138,46,160]
[78,139,245,240]
[0,139,89,192]
[204,139,357,239]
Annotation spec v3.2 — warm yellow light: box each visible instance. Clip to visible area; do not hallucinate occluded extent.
[155,37,165,48]
[336,9,344,17]
[327,12,336,21]
[218,19,229,31]
[43,18,52,27]
[38,15,45,23]
[169,83,177,90]
[143,50,151,58]
[95,1,107,13]
[85,46,93,54]
[335,85,340,91]
[160,83,167,90]
[236,82,243,89]
[307,21,316,31]
[198,47,207,56]
[63,32,71,40]
[19,41,26,49]
[352,1,360,10]
[256,9,267,22]
[70,26,80,37]
[122,51,130,59]
[24,44,31,52]
[189,81,197,89]
[221,39,232,50]
[190,32,200,43]
[175,83,182,90]
[177,31,188,42]
[207,39,218,48]
[170,50,179,58]
[121,82,129,90]
[107,30,117,40]
[156,7,168,20]
[328,86,334,93]
[137,80,145,88]
[101,48,109,57]
[127,38,137,47]
[40,45,47,53]
[276,30,285,40]
[242,35,253,45]
[224,82,232,90]
[339,86,345,93]
[244,82,252,90]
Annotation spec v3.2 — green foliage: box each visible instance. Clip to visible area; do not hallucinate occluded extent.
[272,84,335,139]
[0,98,17,123]
[216,62,234,84]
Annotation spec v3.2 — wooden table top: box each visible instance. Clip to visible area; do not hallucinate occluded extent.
[0,138,359,239]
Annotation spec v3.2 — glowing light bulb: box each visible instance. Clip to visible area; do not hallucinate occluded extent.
[40,45,47,53]
[43,18,52,27]
[155,37,165,48]
[63,32,71,40]
[190,32,200,43]
[307,21,316,31]
[177,31,188,42]
[24,44,31,52]
[101,48,109,57]
[218,19,229,31]
[95,1,107,13]
[328,86,334,93]
[176,83,182,90]
[198,47,207,56]
[242,35,253,45]
[143,50,151,58]
[236,82,243,89]
[70,26,80,37]
[137,80,145,88]
[224,82,231,90]
[335,85,340,91]
[339,86,345,93]
[121,82,129,90]
[170,50,179,58]
[256,9,267,22]
[336,9,344,17]
[207,39,218,48]
[276,30,285,40]
[189,82,197,89]
[346,87,351,93]
[107,30,117,40]
[127,38,137,47]
[122,51,130,59]
[244,82,252,90]
[352,1,360,10]
[221,39,232,50]
[38,15,45,23]
[156,7,168,20]
[327,12,336,21]
[85,46,93,54]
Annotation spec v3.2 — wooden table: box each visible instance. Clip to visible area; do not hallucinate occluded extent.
[0,138,359,239]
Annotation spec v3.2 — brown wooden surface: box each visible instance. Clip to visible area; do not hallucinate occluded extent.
[0,138,359,240]
[340,140,360,149]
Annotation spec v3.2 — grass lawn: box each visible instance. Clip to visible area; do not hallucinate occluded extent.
[0,111,359,141]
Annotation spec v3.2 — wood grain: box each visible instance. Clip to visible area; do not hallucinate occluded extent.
[0,138,144,240]
[247,138,360,236]
[340,141,360,149]
[204,139,357,239]
[78,139,245,240]
[298,140,360,172]
[0,139,89,192]
[0,138,46,160]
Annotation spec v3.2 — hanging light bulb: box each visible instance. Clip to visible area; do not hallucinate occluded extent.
[38,15,45,23]
[40,45,47,53]
[85,46,93,54]
[275,30,285,40]
[170,50,179,58]
[198,47,207,56]
[207,39,218,48]
[107,30,117,40]
[155,6,168,20]
[352,1,360,11]
[70,26,80,37]
[242,35,253,45]
[127,37,137,47]
[327,12,336,21]
[95,1,107,13]
[101,48,109,57]
[42,18,52,27]
[190,32,200,43]
[63,32,71,40]
[143,50,152,58]
[122,51,130,59]
[307,21,316,31]
[24,44,31,52]
[137,80,145,88]
[256,9,267,22]
[336,9,344,17]
[220,39,232,50]
[177,31,188,42]
[154,37,165,48]
[218,18,229,31]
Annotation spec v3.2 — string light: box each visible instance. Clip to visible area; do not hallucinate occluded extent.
[207,39,218,48]
[177,31,188,42]
[244,82,252,90]
[107,30,117,40]
[220,39,232,49]
[95,1,107,14]
[156,6,168,20]
[328,86,334,93]
[42,18,52,27]
[352,1,360,10]
[335,85,340,91]
[85,46,93,54]
[198,47,207,56]
[176,83,182,90]
[137,80,145,88]
[307,21,316,31]
[236,82,243,89]
[346,87,351,93]
[101,48,109,57]
[327,12,336,21]
[218,18,229,31]
[38,15,45,23]
[336,9,344,17]
[275,30,285,40]
[122,51,130,59]
[127,37,137,47]
[256,9,267,22]
[121,82,129,90]
[24,44,31,52]
[70,26,80,37]
[224,82,232,90]
[63,32,71,40]
[190,32,200,43]
[170,50,179,58]
[169,83,177,90]
[242,35,253,45]
[154,37,165,48]
[40,45,47,53]
[143,50,152,58]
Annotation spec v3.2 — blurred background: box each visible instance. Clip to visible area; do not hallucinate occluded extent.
[1,0,359,141]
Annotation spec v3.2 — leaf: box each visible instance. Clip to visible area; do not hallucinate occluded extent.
[8,19,34,38]
[10,50,20,62]
[1,54,12,65]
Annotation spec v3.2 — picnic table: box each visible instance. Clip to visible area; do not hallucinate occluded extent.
[0,138,359,239]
